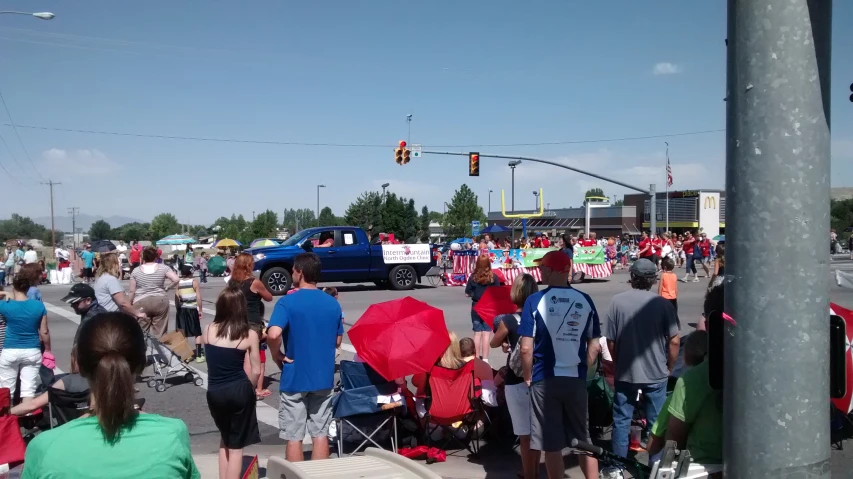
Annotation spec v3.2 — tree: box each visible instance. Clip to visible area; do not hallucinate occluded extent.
[344,192,384,233]
[442,184,486,239]
[428,211,444,222]
[89,220,112,241]
[250,210,279,239]
[613,199,624,206]
[110,222,150,242]
[318,207,340,227]
[831,199,853,237]
[419,206,431,242]
[41,229,64,245]
[149,213,180,241]
[0,214,51,242]
[584,188,606,201]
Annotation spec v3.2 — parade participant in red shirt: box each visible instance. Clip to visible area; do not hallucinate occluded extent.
[129,241,142,273]
[638,231,655,259]
[533,234,543,248]
[697,232,712,278]
[681,231,698,282]
[541,233,551,248]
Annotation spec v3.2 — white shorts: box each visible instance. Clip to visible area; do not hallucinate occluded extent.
[0,347,42,398]
[504,382,532,436]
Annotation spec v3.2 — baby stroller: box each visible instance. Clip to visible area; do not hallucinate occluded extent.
[144,330,204,392]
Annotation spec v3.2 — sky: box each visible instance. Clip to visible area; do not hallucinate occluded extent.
[0,1,851,226]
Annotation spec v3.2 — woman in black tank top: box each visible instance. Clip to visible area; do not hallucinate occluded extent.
[228,253,273,399]
[202,286,261,478]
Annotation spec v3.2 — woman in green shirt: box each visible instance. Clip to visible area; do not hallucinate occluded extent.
[23,312,199,479]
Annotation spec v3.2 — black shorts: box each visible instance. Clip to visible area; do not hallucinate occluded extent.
[83,268,94,279]
[207,379,261,449]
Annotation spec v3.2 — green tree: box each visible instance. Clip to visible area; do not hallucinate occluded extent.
[831,199,853,236]
[88,220,112,241]
[584,188,606,201]
[613,198,625,207]
[250,210,279,239]
[149,213,181,241]
[443,184,486,239]
[0,214,50,242]
[110,222,150,242]
[419,206,431,242]
[344,192,384,233]
[318,207,340,227]
[41,229,64,246]
[428,211,444,222]
[282,208,317,232]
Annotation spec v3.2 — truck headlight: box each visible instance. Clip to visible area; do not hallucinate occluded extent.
[254,253,265,261]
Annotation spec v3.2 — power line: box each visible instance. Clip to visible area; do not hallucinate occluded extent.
[0,27,239,55]
[5,122,725,149]
[0,88,44,180]
[0,131,32,183]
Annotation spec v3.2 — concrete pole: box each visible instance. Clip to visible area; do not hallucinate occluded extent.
[724,1,831,477]
[649,184,656,235]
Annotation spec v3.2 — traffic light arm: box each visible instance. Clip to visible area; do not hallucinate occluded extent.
[501,188,544,218]
[422,150,651,195]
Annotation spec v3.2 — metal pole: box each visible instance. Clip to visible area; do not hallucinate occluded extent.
[488,190,492,217]
[511,166,516,211]
[649,184,656,235]
[41,180,60,247]
[316,186,320,226]
[724,1,831,477]
[665,142,670,233]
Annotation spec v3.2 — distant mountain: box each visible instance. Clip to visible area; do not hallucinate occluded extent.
[32,214,144,233]
[832,187,853,201]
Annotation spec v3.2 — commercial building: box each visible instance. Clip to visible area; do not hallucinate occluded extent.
[486,204,639,239]
[623,189,725,238]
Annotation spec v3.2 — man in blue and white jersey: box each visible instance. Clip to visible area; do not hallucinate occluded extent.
[519,250,600,479]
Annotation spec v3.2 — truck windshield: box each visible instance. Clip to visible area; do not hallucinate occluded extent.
[280,230,311,247]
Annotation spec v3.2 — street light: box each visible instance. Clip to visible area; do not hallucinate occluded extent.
[488,189,493,216]
[508,160,521,212]
[381,182,390,202]
[533,190,540,211]
[0,11,55,19]
[316,184,326,226]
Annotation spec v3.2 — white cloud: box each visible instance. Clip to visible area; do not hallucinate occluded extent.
[41,148,120,176]
[652,62,682,76]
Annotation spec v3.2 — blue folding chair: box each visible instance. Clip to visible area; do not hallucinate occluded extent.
[333,361,403,456]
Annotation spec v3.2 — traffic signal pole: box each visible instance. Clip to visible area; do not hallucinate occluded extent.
[422,150,658,233]
[725,1,831,477]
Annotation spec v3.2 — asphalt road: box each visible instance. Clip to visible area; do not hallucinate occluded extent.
[34,261,853,478]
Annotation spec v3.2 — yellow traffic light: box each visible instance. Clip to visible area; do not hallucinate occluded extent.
[395,147,403,165]
[469,152,480,176]
[402,148,411,164]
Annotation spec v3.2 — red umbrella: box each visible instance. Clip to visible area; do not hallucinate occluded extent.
[473,285,517,330]
[831,302,853,414]
[348,297,451,381]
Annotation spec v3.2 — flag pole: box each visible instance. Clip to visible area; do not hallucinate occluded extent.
[665,142,670,233]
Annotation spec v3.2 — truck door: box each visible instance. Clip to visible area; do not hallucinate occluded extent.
[301,229,339,282]
[331,229,371,281]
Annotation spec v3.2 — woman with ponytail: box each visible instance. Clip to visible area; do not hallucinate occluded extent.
[22,312,200,479]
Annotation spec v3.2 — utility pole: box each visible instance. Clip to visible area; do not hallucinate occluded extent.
[68,207,79,250]
[508,160,521,212]
[725,2,831,478]
[41,180,61,247]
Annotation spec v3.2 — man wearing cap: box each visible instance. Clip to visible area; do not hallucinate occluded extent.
[519,250,600,479]
[62,283,108,344]
[604,258,680,461]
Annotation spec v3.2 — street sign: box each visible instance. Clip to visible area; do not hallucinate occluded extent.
[471,220,480,236]
[412,144,422,158]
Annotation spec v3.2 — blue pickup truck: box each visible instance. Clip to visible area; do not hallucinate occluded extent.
[247,226,436,295]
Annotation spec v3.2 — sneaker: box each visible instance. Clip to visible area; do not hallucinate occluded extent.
[195,355,206,363]
[692,278,700,283]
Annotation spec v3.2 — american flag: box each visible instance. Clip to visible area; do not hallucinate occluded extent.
[666,157,673,187]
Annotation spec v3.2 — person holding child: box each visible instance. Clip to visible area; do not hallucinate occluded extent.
[229,253,273,400]
[176,265,204,363]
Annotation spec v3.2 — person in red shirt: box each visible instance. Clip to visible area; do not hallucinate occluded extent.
[638,231,655,259]
[696,232,712,278]
[533,234,543,248]
[680,231,698,282]
[129,241,142,273]
[541,233,551,248]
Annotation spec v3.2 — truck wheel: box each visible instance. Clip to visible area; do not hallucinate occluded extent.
[389,265,416,290]
[262,267,292,296]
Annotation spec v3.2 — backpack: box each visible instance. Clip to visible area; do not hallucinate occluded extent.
[506,314,528,378]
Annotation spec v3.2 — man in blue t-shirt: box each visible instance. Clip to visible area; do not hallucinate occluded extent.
[80,245,95,283]
[519,251,601,479]
[267,252,343,463]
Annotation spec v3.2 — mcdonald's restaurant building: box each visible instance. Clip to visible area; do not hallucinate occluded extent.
[623,189,725,238]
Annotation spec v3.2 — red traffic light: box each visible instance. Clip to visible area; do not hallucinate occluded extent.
[468,152,480,176]
[399,140,407,148]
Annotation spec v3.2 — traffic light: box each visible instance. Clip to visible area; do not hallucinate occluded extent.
[394,140,408,165]
[469,152,480,176]
[849,83,853,102]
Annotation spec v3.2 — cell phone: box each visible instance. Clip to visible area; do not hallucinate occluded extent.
[831,315,846,399]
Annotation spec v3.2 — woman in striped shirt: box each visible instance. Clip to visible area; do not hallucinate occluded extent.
[129,247,180,339]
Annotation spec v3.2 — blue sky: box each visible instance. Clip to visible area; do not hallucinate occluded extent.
[0,1,851,225]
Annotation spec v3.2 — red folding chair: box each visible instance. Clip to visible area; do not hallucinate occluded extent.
[417,361,486,459]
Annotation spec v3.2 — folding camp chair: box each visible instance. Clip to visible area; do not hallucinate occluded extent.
[47,387,90,428]
[419,361,486,458]
[332,360,402,456]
